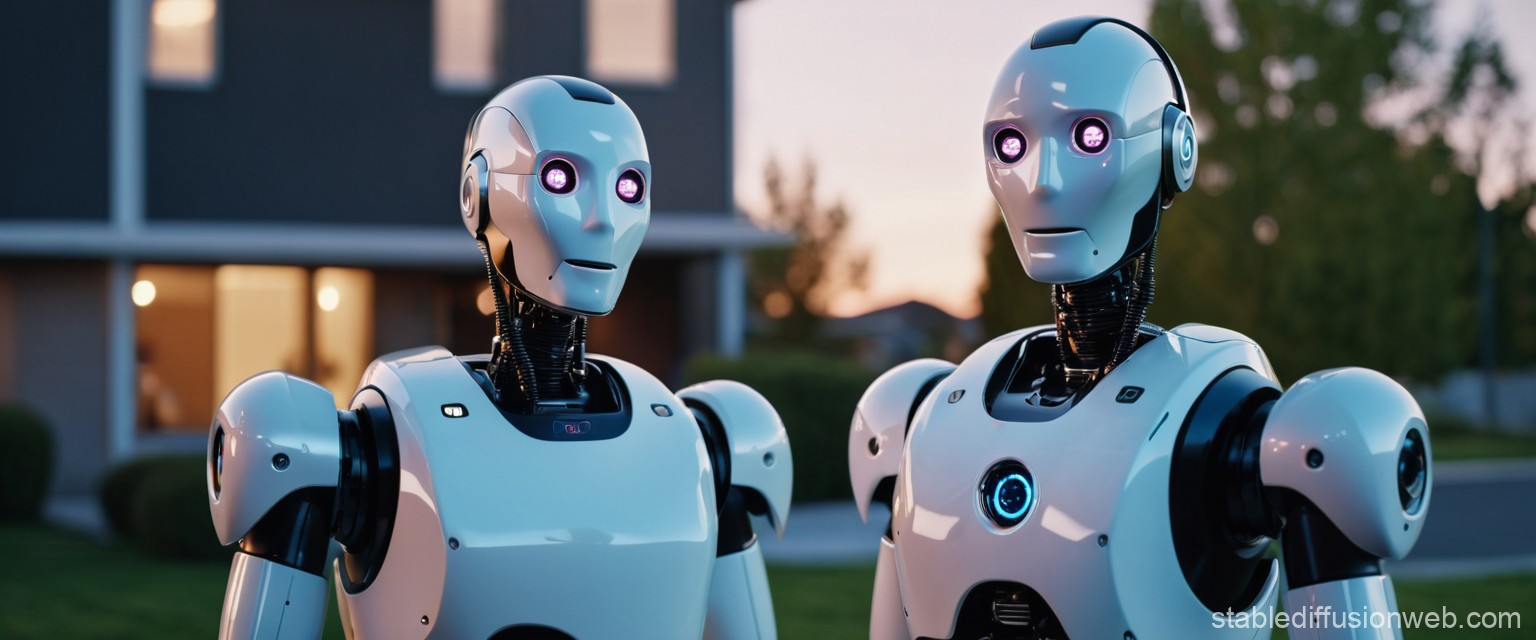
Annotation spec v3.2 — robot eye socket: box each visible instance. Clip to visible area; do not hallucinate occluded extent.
[993,127,1026,164]
[616,169,645,204]
[1073,117,1110,154]
[540,158,577,195]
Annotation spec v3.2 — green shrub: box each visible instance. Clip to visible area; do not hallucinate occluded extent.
[685,351,876,503]
[99,454,203,538]
[0,404,55,521]
[128,459,226,561]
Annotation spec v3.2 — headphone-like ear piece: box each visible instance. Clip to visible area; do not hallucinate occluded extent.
[461,153,491,238]
[1161,105,1198,204]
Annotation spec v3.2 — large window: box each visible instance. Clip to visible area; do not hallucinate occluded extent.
[586,0,675,85]
[134,264,373,431]
[434,0,500,92]
[147,0,219,87]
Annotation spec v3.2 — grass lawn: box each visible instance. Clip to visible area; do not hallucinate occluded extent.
[2,523,1530,638]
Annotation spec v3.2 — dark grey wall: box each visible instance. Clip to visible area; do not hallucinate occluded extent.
[1,263,111,496]
[146,0,732,227]
[145,0,482,226]
[598,0,733,214]
[0,2,111,221]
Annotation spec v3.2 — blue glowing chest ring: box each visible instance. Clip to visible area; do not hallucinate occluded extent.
[980,460,1036,527]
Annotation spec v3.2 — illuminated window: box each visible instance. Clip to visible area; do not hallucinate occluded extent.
[134,264,375,432]
[586,0,675,85]
[434,0,500,92]
[147,0,219,87]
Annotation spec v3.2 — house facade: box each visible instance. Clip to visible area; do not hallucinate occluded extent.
[0,0,779,495]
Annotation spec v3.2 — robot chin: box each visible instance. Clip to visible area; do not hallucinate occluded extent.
[1018,229,1107,284]
[535,260,625,316]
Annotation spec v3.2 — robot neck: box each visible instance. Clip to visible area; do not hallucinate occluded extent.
[1051,238,1157,385]
[490,291,591,409]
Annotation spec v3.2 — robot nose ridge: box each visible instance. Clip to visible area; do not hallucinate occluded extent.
[1033,139,1061,197]
[582,202,614,232]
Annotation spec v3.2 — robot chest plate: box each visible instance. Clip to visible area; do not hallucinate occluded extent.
[338,348,716,640]
[892,326,1281,640]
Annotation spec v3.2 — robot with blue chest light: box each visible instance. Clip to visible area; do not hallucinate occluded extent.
[849,17,1431,640]
[206,76,791,640]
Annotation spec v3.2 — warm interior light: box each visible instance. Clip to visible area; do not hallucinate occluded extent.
[764,290,793,319]
[317,285,341,312]
[132,280,158,307]
[153,0,216,28]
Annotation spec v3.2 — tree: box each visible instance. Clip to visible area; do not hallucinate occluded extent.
[749,158,869,344]
[1144,0,1494,382]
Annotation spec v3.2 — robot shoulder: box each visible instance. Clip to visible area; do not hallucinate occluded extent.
[1260,367,1430,559]
[208,372,343,546]
[677,379,793,537]
[586,353,678,406]
[1167,322,1259,345]
[848,358,957,523]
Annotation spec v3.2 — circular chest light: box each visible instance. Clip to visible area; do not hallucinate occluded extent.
[980,460,1037,527]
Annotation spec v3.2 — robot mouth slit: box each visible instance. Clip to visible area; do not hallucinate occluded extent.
[1026,227,1082,236]
[564,259,618,271]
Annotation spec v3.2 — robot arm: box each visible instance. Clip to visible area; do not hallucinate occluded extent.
[207,372,342,640]
[679,381,793,640]
[1259,368,1431,639]
[847,359,955,640]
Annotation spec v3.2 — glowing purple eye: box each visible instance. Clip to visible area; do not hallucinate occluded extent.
[616,169,645,204]
[1074,117,1110,154]
[993,127,1026,163]
[540,158,576,194]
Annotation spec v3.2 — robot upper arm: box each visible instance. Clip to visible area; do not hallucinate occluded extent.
[1260,367,1431,561]
[848,359,956,524]
[208,372,343,565]
[679,380,793,538]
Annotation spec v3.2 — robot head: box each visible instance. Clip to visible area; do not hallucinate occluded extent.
[460,76,651,316]
[984,17,1197,285]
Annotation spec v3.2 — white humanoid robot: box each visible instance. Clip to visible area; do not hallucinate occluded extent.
[848,17,1431,640]
[207,76,792,640]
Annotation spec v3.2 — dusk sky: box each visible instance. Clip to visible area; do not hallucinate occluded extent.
[733,0,1536,319]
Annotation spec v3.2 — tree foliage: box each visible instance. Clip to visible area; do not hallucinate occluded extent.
[749,158,869,344]
[982,0,1536,383]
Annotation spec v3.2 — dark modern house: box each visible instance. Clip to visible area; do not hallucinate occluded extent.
[0,0,779,495]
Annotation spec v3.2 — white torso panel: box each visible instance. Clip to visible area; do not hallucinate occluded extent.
[337,347,717,639]
[893,324,1282,640]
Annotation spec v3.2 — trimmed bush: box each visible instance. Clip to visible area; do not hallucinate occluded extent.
[128,459,227,561]
[685,351,876,503]
[99,454,203,538]
[0,404,55,521]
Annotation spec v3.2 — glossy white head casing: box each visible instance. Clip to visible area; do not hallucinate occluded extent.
[1261,367,1431,559]
[984,20,1188,284]
[206,372,341,546]
[678,380,794,537]
[461,76,651,315]
[848,358,956,523]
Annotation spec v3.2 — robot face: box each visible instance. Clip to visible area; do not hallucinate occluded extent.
[463,76,651,316]
[984,22,1179,284]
